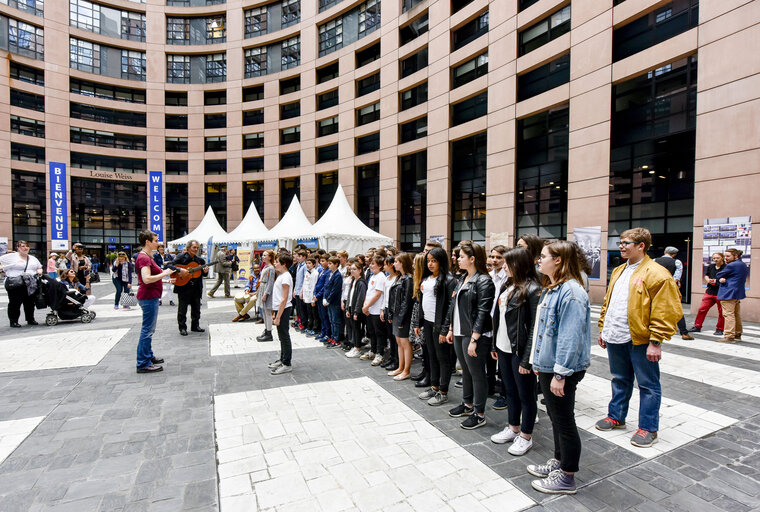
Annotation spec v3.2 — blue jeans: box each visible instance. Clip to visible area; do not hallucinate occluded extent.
[328,303,342,341]
[607,342,661,432]
[113,278,124,306]
[137,298,159,369]
[317,300,330,337]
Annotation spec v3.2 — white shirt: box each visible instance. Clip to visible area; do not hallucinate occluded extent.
[383,274,397,309]
[490,269,508,317]
[601,259,642,344]
[302,268,317,302]
[0,253,42,277]
[365,272,387,316]
[341,265,351,301]
[495,286,514,353]
[529,293,548,365]
[272,271,294,310]
[420,276,437,321]
[453,283,467,337]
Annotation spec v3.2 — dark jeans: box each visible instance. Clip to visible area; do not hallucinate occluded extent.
[486,349,497,395]
[113,278,128,306]
[276,307,293,365]
[317,300,330,337]
[425,321,454,392]
[607,341,661,432]
[677,316,688,335]
[453,335,491,414]
[366,314,384,354]
[6,283,35,324]
[497,348,537,434]
[177,293,201,330]
[328,302,342,341]
[136,298,159,369]
[386,319,397,362]
[540,371,585,473]
[350,313,366,347]
[307,302,318,330]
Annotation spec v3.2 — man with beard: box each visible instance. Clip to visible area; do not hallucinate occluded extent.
[174,240,208,336]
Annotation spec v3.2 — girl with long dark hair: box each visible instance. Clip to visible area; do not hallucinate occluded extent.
[411,253,430,387]
[388,253,414,379]
[378,256,399,367]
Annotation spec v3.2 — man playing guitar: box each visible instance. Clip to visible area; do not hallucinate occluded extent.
[173,240,208,336]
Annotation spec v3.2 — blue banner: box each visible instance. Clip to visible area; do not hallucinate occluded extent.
[257,241,277,249]
[49,162,69,250]
[296,238,319,248]
[149,171,164,242]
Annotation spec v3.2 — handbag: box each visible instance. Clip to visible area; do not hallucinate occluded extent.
[120,292,138,307]
[4,258,29,291]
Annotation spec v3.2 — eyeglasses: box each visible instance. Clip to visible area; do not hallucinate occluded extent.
[617,241,638,247]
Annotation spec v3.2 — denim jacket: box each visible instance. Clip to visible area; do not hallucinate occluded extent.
[532,279,591,376]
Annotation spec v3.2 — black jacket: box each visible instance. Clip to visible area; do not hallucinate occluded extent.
[446,272,495,337]
[173,252,207,297]
[389,274,413,325]
[416,273,458,338]
[491,280,541,369]
[347,277,367,316]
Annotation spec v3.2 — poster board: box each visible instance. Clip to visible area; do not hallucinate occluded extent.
[703,216,751,290]
[236,247,252,283]
[573,226,602,280]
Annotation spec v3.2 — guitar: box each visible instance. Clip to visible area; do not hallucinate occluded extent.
[172,259,221,287]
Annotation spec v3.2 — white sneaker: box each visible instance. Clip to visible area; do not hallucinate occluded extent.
[271,364,292,375]
[508,435,533,456]
[268,359,282,369]
[346,347,360,358]
[360,351,375,361]
[371,354,383,366]
[491,426,519,445]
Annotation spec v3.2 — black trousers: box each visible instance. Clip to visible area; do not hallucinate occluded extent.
[677,315,688,335]
[366,314,384,354]
[6,284,35,324]
[497,348,537,434]
[425,321,454,392]
[386,318,397,362]
[539,371,585,473]
[177,293,201,330]
[277,307,293,365]
[453,335,491,413]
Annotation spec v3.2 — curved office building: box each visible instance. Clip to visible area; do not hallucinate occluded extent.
[1,0,759,316]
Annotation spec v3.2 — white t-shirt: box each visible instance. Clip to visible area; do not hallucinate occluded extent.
[0,253,42,278]
[453,285,465,337]
[272,271,294,310]
[601,260,642,344]
[365,271,387,316]
[420,276,437,321]
[495,286,514,353]
[383,275,397,309]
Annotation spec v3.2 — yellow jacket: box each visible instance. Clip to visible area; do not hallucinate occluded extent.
[598,255,682,345]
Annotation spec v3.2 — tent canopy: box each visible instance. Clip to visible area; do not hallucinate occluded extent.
[216,202,269,244]
[167,206,228,247]
[256,196,313,244]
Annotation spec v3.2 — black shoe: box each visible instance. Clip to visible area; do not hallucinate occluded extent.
[381,359,393,369]
[688,326,701,333]
[159,300,162,306]
[151,357,164,364]
[714,329,724,336]
[454,379,463,388]
[414,378,431,388]
[461,414,486,430]
[448,403,474,417]
[179,329,188,336]
[386,364,399,372]
[257,331,273,342]
[191,327,205,333]
[10,322,21,328]
[136,365,163,374]
[27,320,39,325]
[411,372,426,381]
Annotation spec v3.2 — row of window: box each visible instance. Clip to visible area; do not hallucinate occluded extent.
[70,0,145,42]
[318,0,381,56]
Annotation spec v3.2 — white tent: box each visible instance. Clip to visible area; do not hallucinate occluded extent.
[166,206,228,248]
[216,202,269,244]
[256,196,313,248]
[302,185,393,254]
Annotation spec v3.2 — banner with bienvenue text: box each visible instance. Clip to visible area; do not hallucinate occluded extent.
[49,162,69,250]
[149,171,164,242]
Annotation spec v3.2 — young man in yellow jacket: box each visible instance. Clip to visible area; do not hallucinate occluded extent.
[596,227,682,448]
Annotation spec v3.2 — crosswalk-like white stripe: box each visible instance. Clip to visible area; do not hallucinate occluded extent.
[661,335,760,361]
[590,313,760,344]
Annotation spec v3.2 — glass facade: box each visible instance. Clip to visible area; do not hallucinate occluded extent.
[70,178,148,245]
[317,172,339,218]
[166,183,189,241]
[399,151,427,251]
[12,171,46,254]
[356,163,379,232]
[205,183,227,229]
[451,133,487,245]
[243,181,265,221]
[280,177,300,217]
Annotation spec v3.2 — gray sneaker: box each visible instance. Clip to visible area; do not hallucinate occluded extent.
[630,429,658,448]
[268,359,282,370]
[270,364,292,375]
[427,391,449,406]
[531,469,576,495]
[418,388,436,400]
[526,458,561,478]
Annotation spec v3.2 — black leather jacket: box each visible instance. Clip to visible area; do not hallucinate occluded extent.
[389,274,413,325]
[446,272,495,337]
[347,277,367,316]
[415,273,459,338]
[491,280,541,369]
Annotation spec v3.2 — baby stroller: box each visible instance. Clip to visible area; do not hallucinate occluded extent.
[37,274,96,325]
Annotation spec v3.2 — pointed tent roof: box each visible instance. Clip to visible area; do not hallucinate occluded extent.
[217,202,269,243]
[257,195,313,242]
[309,185,392,243]
[167,206,228,246]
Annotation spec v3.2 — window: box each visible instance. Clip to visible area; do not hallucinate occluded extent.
[165,91,188,106]
[452,53,488,88]
[12,171,46,254]
[282,0,300,27]
[359,0,381,38]
[11,143,45,163]
[10,89,44,112]
[205,183,227,228]
[401,47,428,78]
[354,163,379,231]
[245,47,267,77]
[451,133,487,244]
[517,53,570,101]
[318,89,339,110]
[70,38,100,74]
[166,160,188,175]
[519,6,570,56]
[280,152,300,169]
[245,7,267,37]
[356,102,380,125]
[71,127,146,150]
[121,11,146,42]
[167,55,190,84]
[400,116,427,143]
[357,72,380,96]
[280,76,301,95]
[319,0,341,12]
[317,144,338,163]
[356,42,380,67]
[205,159,227,174]
[10,62,44,86]
[317,172,338,218]
[205,113,226,129]
[243,133,264,149]
[317,116,339,136]
[206,53,226,82]
[243,181,265,220]
[70,79,146,103]
[205,90,226,105]
[319,18,343,56]
[519,0,540,10]
[451,0,473,14]
[280,102,300,120]
[402,0,423,12]
[8,19,44,60]
[207,17,226,43]
[243,85,264,102]
[70,0,100,32]
[280,126,300,144]
[281,37,300,70]
[71,152,146,173]
[167,18,189,44]
[71,103,146,127]
[243,157,264,173]
[400,82,427,110]
[5,0,44,17]
[280,177,300,215]
[10,115,45,138]
[166,183,189,240]
[451,91,487,126]
[317,62,339,84]
[165,114,188,129]
[121,50,146,81]
[356,132,380,154]
[400,13,428,46]
[165,137,188,152]
[243,109,264,125]
[452,11,488,51]
[205,136,227,152]
[399,152,426,251]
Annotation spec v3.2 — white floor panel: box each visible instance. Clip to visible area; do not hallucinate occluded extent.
[0,416,45,464]
[0,328,129,373]
[88,303,143,319]
[209,323,318,356]
[214,377,535,512]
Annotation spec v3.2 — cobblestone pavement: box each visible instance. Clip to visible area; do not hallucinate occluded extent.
[1,279,759,511]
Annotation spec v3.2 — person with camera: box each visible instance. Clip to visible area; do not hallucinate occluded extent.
[0,240,43,328]
[65,243,92,285]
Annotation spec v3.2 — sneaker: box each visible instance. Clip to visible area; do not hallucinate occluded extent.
[461,414,486,430]
[454,379,463,388]
[346,347,361,358]
[508,435,533,456]
[531,469,576,495]
[427,392,449,406]
[169,301,175,306]
[122,306,131,310]
[113,305,119,310]
[268,359,283,370]
[713,329,723,336]
[371,354,384,366]
[688,326,701,333]
[448,403,474,418]
[630,429,658,448]
[681,333,695,340]
[527,458,561,478]
[360,351,375,361]
[271,364,292,375]
[492,396,508,410]
[717,337,736,344]
[491,426,519,445]
[418,388,437,400]
[595,417,625,431]
[329,339,342,348]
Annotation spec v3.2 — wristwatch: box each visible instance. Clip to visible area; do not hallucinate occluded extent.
[649,340,662,347]
[553,374,565,381]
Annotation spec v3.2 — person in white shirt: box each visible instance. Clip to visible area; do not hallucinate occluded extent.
[488,245,509,401]
[301,257,319,334]
[0,240,43,327]
[361,255,387,362]
[269,253,295,375]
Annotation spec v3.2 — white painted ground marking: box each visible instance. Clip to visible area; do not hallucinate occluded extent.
[0,416,45,464]
[209,323,320,356]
